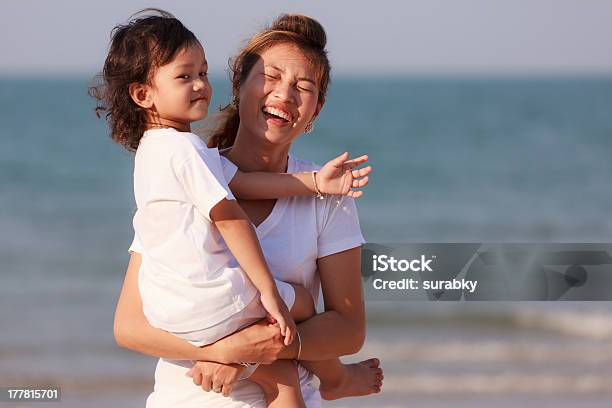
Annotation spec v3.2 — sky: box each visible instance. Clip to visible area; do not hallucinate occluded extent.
[2,0,612,77]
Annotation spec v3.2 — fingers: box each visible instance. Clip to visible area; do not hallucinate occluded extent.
[351,165,372,178]
[328,151,350,167]
[221,382,233,397]
[190,369,203,386]
[346,165,371,199]
[277,317,287,338]
[351,175,369,189]
[284,324,294,346]
[346,175,369,198]
[201,374,213,391]
[211,382,223,394]
[344,154,369,168]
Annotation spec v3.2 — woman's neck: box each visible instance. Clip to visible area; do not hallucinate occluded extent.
[226,128,290,173]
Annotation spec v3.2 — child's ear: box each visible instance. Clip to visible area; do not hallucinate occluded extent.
[129,82,154,109]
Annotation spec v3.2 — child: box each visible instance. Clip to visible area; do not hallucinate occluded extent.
[91,9,372,407]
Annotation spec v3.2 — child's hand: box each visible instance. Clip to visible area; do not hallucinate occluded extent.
[260,290,296,346]
[316,152,372,198]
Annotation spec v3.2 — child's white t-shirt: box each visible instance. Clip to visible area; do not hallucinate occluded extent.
[132,128,257,332]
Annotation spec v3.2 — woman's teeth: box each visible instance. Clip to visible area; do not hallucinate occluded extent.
[262,106,292,122]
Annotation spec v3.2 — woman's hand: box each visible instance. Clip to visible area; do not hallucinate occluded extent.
[316,152,371,198]
[186,361,246,397]
[215,319,292,364]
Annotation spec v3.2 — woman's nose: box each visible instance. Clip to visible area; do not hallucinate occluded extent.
[273,80,295,103]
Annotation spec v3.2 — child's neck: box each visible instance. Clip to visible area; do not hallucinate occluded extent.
[146,115,191,132]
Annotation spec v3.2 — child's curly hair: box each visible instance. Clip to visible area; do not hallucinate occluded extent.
[89,8,199,151]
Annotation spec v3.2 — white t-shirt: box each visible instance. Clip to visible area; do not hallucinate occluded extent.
[131,153,365,408]
[132,128,257,333]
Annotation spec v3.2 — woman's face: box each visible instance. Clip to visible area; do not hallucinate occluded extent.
[237,43,323,147]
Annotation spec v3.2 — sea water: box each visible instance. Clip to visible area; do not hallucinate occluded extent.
[2,76,612,406]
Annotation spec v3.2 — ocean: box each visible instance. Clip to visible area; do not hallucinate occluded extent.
[1,76,612,407]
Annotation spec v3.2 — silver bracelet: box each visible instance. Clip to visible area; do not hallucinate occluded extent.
[312,171,324,199]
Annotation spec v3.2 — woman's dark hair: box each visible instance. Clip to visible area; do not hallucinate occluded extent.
[89,8,199,151]
[207,14,330,149]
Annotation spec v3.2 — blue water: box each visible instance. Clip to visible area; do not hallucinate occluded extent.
[2,77,612,404]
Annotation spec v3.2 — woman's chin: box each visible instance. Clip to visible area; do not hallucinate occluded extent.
[260,126,302,145]
[259,131,298,147]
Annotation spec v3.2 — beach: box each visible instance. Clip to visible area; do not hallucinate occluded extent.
[2,77,612,406]
[7,309,612,407]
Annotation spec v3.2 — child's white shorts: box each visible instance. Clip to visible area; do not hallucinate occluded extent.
[173,279,295,379]
[174,278,296,347]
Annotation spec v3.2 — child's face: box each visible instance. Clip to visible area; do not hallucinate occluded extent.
[148,43,211,129]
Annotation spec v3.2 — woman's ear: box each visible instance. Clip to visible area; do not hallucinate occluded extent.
[311,96,326,123]
[129,82,154,109]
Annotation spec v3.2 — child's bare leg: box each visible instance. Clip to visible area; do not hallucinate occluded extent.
[301,358,383,400]
[249,360,306,408]
[287,284,384,400]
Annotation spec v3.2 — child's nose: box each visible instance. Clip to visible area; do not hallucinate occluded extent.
[193,77,208,91]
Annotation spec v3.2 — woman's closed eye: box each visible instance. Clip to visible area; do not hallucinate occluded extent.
[297,83,314,93]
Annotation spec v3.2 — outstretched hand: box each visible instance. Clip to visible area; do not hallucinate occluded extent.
[317,152,372,198]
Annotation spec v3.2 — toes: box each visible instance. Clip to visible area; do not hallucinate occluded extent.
[362,358,380,368]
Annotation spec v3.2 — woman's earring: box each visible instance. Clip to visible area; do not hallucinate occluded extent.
[304,122,314,134]
[232,98,239,110]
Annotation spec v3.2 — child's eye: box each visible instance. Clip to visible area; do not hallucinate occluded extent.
[297,85,314,93]
[264,73,279,80]
[177,74,190,80]
[199,72,208,78]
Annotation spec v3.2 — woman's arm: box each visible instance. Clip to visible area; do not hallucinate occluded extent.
[114,253,229,361]
[280,246,366,360]
[114,252,292,363]
[114,249,363,364]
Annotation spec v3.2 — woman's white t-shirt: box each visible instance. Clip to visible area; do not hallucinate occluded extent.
[130,153,365,408]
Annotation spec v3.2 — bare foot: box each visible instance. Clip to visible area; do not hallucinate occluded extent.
[319,358,383,401]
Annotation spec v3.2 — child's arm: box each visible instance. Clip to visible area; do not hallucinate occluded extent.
[229,152,372,200]
[210,198,295,345]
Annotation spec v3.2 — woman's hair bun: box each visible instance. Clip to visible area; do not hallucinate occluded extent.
[271,14,326,50]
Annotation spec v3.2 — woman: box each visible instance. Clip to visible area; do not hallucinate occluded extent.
[114,14,383,407]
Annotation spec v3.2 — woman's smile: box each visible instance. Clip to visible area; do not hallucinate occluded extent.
[262,104,295,126]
